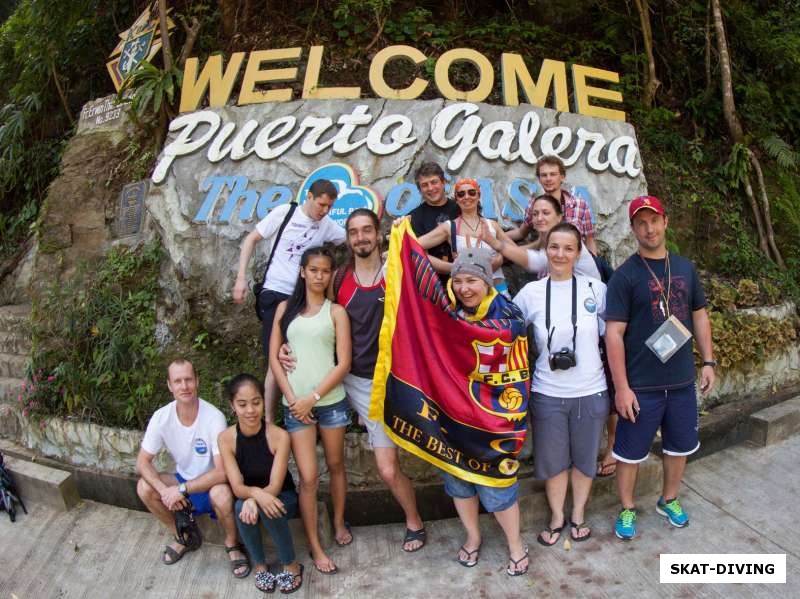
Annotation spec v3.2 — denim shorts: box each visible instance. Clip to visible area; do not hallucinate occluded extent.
[440,471,519,513]
[283,399,351,433]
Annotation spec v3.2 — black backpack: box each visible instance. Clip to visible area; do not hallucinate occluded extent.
[0,451,27,522]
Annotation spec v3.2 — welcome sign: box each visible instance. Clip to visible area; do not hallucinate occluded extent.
[144,48,647,303]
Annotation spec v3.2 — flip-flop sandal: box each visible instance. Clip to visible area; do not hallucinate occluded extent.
[277,564,304,595]
[334,522,353,547]
[570,521,592,542]
[457,544,480,567]
[309,551,338,575]
[537,523,565,547]
[162,536,188,565]
[596,460,617,478]
[225,543,251,578]
[506,546,530,577]
[402,527,426,553]
[254,570,277,593]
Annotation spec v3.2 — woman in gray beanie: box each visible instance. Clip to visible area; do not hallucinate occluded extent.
[443,247,530,576]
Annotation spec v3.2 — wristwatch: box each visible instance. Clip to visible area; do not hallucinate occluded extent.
[702,360,717,368]
[179,482,188,496]
[312,391,322,402]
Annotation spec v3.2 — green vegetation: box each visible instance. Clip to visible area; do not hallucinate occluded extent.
[703,276,799,372]
[23,242,164,428]
[20,241,264,427]
[0,1,143,260]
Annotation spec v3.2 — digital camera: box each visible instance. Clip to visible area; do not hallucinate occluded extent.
[549,347,577,371]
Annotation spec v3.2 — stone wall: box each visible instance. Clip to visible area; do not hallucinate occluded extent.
[0,402,444,485]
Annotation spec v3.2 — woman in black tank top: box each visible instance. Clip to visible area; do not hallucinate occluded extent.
[218,374,303,594]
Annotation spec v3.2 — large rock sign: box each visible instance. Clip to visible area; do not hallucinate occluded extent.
[147,98,646,334]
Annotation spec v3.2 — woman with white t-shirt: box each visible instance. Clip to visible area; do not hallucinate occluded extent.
[512,222,609,546]
[481,194,601,281]
[416,177,514,295]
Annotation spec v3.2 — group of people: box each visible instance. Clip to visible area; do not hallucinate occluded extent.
[135,156,716,592]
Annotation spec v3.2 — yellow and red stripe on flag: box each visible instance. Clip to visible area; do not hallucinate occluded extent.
[370,220,530,487]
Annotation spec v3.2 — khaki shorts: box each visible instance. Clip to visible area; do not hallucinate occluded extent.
[343,374,395,448]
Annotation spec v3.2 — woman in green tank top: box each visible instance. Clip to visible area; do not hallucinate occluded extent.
[269,246,353,575]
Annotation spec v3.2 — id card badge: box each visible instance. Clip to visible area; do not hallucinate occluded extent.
[645,314,692,363]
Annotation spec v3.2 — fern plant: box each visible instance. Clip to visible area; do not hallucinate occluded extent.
[761,135,798,171]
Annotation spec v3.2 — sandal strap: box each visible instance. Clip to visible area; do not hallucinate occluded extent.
[509,547,529,567]
[547,524,564,533]
[163,544,185,563]
[403,527,426,542]
[459,545,479,558]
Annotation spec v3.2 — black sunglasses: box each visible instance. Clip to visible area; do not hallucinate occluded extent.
[456,189,479,198]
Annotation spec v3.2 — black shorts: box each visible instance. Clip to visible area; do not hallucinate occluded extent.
[258,290,290,357]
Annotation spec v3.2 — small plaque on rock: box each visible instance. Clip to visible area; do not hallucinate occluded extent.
[116,181,148,237]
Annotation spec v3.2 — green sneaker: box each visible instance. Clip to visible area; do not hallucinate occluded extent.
[614,508,637,540]
[656,496,689,527]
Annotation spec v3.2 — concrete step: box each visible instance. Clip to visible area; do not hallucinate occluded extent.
[197,499,334,551]
[3,454,81,511]
[0,331,31,355]
[0,352,27,378]
[749,395,800,446]
[0,304,31,334]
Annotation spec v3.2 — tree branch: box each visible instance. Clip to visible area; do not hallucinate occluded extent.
[50,60,74,126]
[633,0,661,108]
[748,150,786,269]
[177,16,201,68]
[158,0,173,71]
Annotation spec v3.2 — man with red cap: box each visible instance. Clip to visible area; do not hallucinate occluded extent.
[604,195,716,540]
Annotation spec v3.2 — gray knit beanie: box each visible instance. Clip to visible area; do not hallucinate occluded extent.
[451,248,494,287]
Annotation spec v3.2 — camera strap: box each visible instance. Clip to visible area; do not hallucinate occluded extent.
[545,275,577,355]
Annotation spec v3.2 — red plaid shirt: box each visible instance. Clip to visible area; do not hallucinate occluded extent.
[524,188,594,239]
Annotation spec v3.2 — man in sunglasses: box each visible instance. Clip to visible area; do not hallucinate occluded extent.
[408,161,459,280]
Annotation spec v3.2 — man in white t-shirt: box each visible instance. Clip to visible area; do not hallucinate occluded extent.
[136,359,248,576]
[232,179,346,356]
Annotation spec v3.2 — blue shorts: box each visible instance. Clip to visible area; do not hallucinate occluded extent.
[612,384,700,463]
[175,472,215,517]
[440,471,519,513]
[283,399,351,433]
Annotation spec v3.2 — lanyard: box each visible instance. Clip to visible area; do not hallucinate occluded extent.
[639,252,671,318]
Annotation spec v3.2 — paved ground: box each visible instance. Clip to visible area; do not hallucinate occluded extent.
[1,435,797,598]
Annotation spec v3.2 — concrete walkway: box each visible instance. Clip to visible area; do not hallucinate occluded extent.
[1,435,797,598]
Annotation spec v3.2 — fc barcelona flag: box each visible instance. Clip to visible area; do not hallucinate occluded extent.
[370,220,529,487]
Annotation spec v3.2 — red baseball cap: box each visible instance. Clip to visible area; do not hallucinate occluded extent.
[629,195,666,220]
